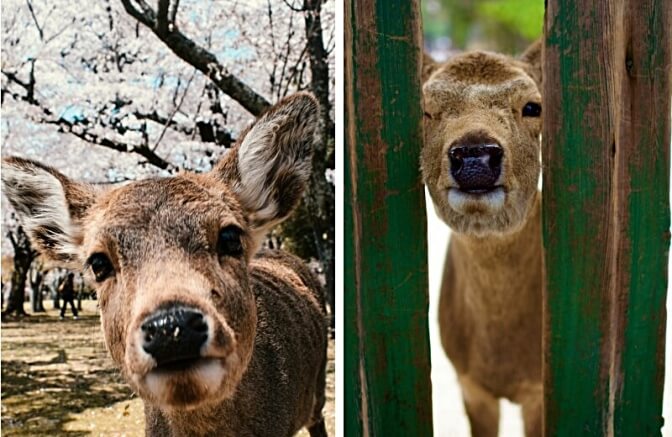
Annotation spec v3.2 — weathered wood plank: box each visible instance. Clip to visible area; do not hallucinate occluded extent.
[543,2,615,433]
[345,0,433,434]
[612,1,671,435]
[544,1,670,434]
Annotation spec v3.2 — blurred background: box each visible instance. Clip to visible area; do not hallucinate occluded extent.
[423,0,543,59]
[0,1,334,434]
[421,1,671,436]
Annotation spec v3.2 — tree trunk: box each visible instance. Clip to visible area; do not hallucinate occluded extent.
[30,267,45,313]
[2,227,36,319]
[303,0,336,335]
[3,266,29,318]
[52,288,60,309]
[52,273,63,309]
[77,278,84,311]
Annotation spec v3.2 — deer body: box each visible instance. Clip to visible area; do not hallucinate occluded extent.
[439,195,542,436]
[422,43,543,436]
[2,94,328,437]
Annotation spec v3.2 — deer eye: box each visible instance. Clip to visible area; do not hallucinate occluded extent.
[522,102,541,117]
[217,226,243,257]
[87,253,114,282]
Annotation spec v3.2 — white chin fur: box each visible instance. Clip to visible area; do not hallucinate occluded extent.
[447,187,506,213]
[143,359,226,404]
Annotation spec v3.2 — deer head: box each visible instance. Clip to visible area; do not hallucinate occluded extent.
[2,93,320,409]
[422,42,542,236]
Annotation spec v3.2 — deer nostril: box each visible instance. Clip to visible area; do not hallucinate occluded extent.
[485,145,503,171]
[449,147,465,173]
[187,312,208,333]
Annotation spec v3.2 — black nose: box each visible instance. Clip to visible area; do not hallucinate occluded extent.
[449,143,503,191]
[141,306,208,367]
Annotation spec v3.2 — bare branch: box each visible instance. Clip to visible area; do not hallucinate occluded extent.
[168,0,179,26]
[282,0,304,12]
[44,117,172,169]
[152,68,196,152]
[25,0,44,40]
[132,108,235,147]
[134,110,193,136]
[119,0,155,27]
[104,0,114,31]
[2,63,36,104]
[44,16,76,44]
[156,0,170,35]
[7,231,18,251]
[281,44,308,97]
[120,0,271,116]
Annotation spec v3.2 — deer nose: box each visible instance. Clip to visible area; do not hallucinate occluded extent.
[141,306,209,367]
[449,143,503,192]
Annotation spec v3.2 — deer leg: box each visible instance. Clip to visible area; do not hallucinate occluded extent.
[308,419,327,437]
[520,387,542,437]
[308,344,328,437]
[459,375,500,437]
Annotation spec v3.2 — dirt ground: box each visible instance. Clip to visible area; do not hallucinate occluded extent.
[1,300,335,436]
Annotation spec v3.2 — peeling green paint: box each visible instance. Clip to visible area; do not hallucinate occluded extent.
[544,1,670,435]
[345,0,433,434]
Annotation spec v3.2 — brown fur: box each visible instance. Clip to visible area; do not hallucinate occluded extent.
[422,42,543,437]
[2,93,328,437]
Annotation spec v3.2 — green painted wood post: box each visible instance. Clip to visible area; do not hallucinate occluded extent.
[345,0,434,435]
[543,1,671,435]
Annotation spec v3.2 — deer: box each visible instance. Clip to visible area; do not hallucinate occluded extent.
[1,93,329,437]
[422,41,543,437]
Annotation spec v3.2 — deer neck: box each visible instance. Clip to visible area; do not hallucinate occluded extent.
[451,192,542,316]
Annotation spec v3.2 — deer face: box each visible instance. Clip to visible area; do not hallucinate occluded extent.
[1,93,319,409]
[82,176,257,409]
[422,45,542,236]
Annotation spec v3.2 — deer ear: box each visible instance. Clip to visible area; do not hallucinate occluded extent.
[1,157,96,267]
[213,93,319,241]
[422,52,440,83]
[519,39,542,87]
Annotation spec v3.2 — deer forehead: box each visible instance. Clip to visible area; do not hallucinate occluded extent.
[425,79,538,111]
[424,53,538,112]
[82,176,247,256]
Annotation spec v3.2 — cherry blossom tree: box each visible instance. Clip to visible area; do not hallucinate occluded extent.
[1,0,335,324]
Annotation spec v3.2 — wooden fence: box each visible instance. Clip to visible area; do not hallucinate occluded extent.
[345,0,671,435]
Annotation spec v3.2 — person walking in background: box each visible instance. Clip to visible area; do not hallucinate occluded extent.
[59,273,78,320]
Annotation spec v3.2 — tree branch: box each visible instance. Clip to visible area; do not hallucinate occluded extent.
[2,69,173,170]
[157,0,170,35]
[168,0,179,26]
[282,0,305,12]
[25,0,44,40]
[44,117,172,169]
[134,110,193,136]
[7,231,18,251]
[152,68,196,151]
[120,0,271,116]
[119,0,155,27]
